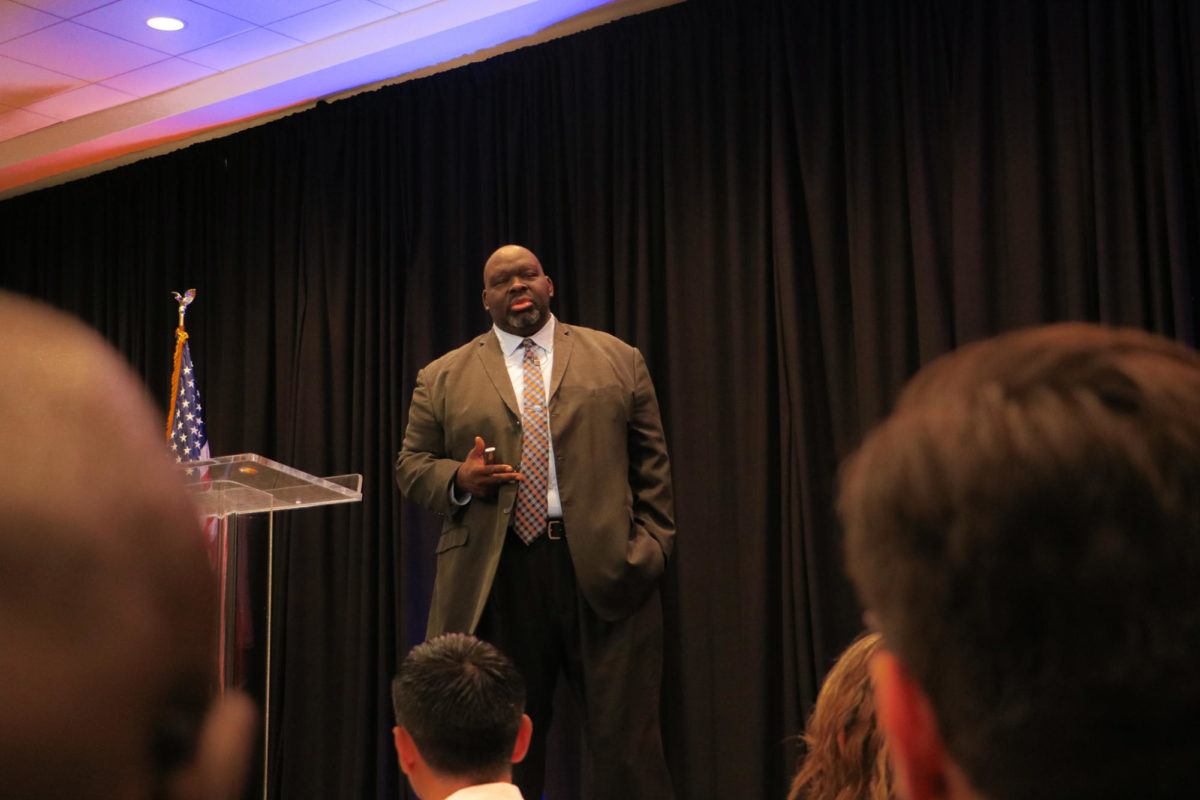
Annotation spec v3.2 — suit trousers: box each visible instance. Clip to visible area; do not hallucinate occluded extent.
[475,527,673,800]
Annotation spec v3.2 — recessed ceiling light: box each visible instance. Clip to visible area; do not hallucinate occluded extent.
[146,16,185,31]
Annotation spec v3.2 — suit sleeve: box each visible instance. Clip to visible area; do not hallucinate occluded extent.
[628,347,676,559]
[394,366,463,517]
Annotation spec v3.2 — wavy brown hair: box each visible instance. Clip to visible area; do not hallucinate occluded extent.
[787,632,893,800]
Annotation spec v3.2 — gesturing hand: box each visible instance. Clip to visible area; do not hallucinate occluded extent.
[455,436,523,498]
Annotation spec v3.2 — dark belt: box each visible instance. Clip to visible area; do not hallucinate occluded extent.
[511,519,566,541]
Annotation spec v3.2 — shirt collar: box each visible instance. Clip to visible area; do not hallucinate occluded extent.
[445,784,525,800]
[493,313,556,357]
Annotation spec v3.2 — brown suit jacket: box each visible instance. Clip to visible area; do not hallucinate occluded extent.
[395,321,675,636]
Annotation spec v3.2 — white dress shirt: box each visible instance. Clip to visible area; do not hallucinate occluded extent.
[445,782,525,800]
[449,315,563,519]
[491,315,563,519]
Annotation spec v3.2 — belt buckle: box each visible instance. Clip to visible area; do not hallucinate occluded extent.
[547,520,565,540]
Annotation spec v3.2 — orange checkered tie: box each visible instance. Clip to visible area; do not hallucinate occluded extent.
[513,339,549,544]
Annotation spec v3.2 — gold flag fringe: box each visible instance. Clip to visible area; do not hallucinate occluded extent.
[166,327,188,441]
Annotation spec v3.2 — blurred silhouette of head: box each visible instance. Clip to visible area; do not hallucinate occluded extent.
[841,323,1200,800]
[0,291,254,799]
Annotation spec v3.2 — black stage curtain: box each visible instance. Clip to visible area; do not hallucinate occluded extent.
[2,0,1198,797]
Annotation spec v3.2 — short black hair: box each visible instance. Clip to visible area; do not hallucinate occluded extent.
[841,324,1200,800]
[392,633,526,780]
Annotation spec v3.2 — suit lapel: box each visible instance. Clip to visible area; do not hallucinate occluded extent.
[549,322,573,401]
[474,331,520,419]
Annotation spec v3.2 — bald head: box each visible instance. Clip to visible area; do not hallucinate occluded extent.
[0,292,251,799]
[481,244,554,337]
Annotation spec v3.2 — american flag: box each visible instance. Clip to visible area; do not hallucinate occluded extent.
[165,319,253,673]
[168,338,209,465]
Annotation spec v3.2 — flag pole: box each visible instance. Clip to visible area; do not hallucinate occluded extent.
[166,289,196,440]
[167,289,229,693]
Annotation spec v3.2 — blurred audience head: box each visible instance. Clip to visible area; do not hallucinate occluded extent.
[392,632,532,800]
[788,631,893,800]
[0,291,255,800]
[841,323,1200,800]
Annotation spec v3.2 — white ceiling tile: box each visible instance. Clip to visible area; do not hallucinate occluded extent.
[367,0,436,12]
[0,0,61,41]
[267,0,394,44]
[74,0,255,55]
[0,53,86,107]
[0,105,58,137]
[100,55,216,96]
[11,0,114,18]
[0,0,646,195]
[180,25,300,70]
[192,0,335,27]
[25,81,135,119]
[0,21,166,81]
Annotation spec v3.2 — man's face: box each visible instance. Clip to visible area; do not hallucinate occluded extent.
[482,246,554,336]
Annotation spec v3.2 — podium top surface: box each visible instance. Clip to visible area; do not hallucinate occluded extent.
[178,453,363,518]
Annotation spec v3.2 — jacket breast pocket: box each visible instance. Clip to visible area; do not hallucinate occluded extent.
[436,525,469,554]
[582,384,629,423]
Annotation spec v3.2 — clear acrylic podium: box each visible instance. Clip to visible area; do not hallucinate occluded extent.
[178,453,362,800]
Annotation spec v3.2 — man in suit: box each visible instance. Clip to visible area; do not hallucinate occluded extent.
[0,291,256,800]
[392,633,533,800]
[395,244,675,800]
[839,324,1200,800]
